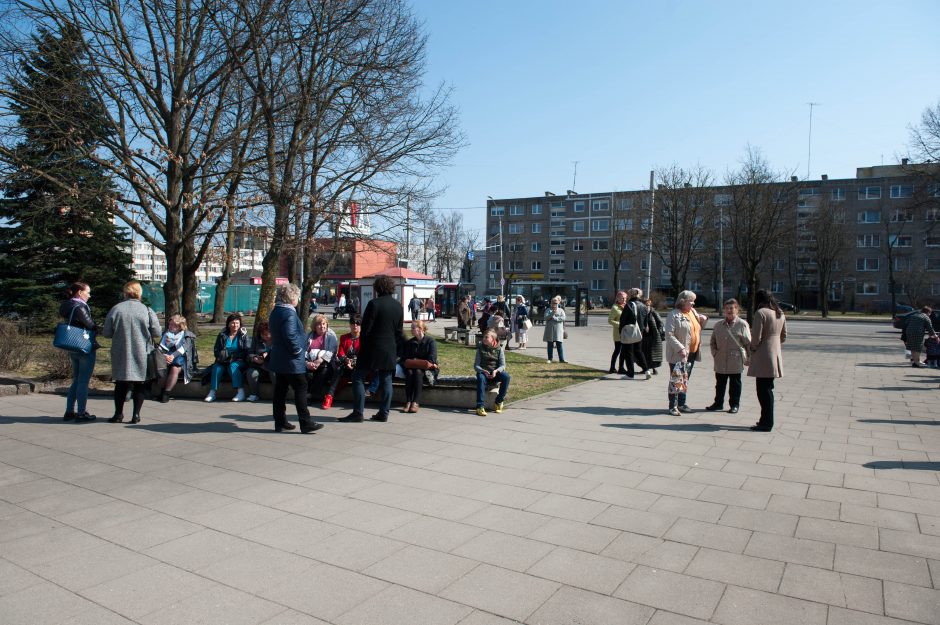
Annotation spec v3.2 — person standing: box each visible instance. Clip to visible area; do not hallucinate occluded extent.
[512,295,529,349]
[409,294,423,321]
[747,289,787,432]
[905,306,937,367]
[607,291,626,374]
[664,290,707,416]
[618,288,651,379]
[341,275,404,423]
[268,283,324,434]
[103,280,161,424]
[642,297,665,375]
[706,299,751,414]
[543,295,567,363]
[334,292,347,320]
[425,297,436,322]
[60,282,99,422]
[457,295,472,329]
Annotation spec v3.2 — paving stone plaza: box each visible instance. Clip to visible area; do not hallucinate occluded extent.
[1,318,938,625]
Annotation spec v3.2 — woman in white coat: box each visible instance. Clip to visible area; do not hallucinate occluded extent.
[663,290,708,416]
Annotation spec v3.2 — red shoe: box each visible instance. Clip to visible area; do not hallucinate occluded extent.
[321,394,333,410]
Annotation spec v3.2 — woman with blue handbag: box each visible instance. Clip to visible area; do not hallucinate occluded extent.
[59,282,98,422]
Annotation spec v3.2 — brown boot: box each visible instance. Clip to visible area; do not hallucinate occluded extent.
[401,402,412,413]
[409,402,419,413]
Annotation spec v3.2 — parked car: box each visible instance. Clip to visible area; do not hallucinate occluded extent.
[778,301,798,313]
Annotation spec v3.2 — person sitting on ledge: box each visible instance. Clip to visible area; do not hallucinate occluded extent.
[474,328,510,417]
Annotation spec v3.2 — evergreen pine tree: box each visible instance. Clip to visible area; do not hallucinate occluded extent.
[0,24,132,328]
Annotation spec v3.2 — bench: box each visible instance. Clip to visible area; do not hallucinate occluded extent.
[158,374,501,409]
[444,326,477,345]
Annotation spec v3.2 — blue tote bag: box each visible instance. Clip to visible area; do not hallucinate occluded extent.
[53,305,94,354]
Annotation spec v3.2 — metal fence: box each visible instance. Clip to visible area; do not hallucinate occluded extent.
[141,282,261,315]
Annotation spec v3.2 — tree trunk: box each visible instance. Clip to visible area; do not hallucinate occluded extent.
[213,206,236,323]
[181,238,200,333]
[162,239,181,320]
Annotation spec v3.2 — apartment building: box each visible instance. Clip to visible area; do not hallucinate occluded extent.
[486,162,940,311]
[130,237,268,283]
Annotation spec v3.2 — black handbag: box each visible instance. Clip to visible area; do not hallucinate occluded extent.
[147,349,167,381]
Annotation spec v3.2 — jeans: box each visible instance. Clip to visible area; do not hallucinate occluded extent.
[476,370,510,407]
[67,350,96,413]
[272,372,311,427]
[755,377,775,429]
[211,361,243,390]
[547,341,565,362]
[245,367,275,397]
[353,368,393,417]
[714,373,742,408]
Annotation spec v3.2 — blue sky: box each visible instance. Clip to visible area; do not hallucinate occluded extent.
[409,0,940,237]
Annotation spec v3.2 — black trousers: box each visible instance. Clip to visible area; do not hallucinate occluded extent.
[305,365,333,400]
[610,341,623,372]
[404,368,424,404]
[273,372,311,428]
[714,373,742,408]
[114,381,146,417]
[755,377,775,429]
[620,342,648,376]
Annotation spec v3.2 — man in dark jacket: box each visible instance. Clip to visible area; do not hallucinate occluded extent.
[341,276,404,423]
[456,295,472,329]
[618,288,651,379]
[268,283,324,434]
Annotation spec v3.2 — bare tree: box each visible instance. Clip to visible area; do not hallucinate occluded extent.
[807,196,851,316]
[606,193,639,292]
[650,164,715,297]
[908,100,940,179]
[725,147,799,320]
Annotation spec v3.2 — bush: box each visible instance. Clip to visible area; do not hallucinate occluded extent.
[37,346,73,379]
[0,318,36,371]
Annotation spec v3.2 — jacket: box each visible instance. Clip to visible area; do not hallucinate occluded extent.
[268,303,307,374]
[664,308,707,365]
[213,328,250,364]
[457,300,472,328]
[402,335,438,365]
[619,299,649,339]
[356,294,405,371]
[543,306,566,342]
[747,308,787,378]
[305,328,338,366]
[474,341,506,373]
[60,299,100,349]
[710,316,752,375]
[103,299,161,382]
[608,304,623,342]
[160,330,198,384]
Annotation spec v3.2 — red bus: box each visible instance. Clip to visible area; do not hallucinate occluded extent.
[434,282,476,318]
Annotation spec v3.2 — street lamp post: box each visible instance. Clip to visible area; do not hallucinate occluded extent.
[488,196,504,297]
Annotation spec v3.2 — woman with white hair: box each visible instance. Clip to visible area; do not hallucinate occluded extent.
[543,295,567,363]
[618,288,651,379]
[663,290,708,416]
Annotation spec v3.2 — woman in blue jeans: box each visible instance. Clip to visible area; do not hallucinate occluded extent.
[205,313,251,402]
[474,329,510,416]
[59,282,98,422]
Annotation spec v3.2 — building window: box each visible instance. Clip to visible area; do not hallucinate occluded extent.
[857,211,881,224]
[592,199,610,211]
[572,241,584,251]
[856,282,879,295]
[592,240,609,251]
[929,259,940,272]
[511,260,523,270]
[927,237,940,247]
[929,184,940,198]
[550,258,564,266]
[531,261,541,270]
[857,234,880,247]
[572,260,583,271]
[890,209,914,222]
[550,248,565,256]
[490,205,505,216]
[714,194,731,207]
[773,259,785,270]
[592,259,609,270]
[640,259,648,270]
[531,223,542,234]
[690,260,702,272]
[508,242,523,252]
[619,260,631,270]
[889,235,912,248]
[890,185,914,199]
[619,198,634,210]
[489,261,501,271]
[798,188,819,198]
[615,218,633,231]
[572,221,585,232]
[856,258,880,271]
[531,242,542,252]
[830,188,845,201]
[661,267,671,278]
[858,186,881,200]
[508,223,523,234]
[573,201,585,212]
[550,201,564,208]
[549,268,564,275]
[592,219,610,232]
[894,256,911,271]
[616,240,633,251]
[926,208,940,221]
[509,205,524,216]
[590,279,606,291]
[531,204,543,215]
[550,229,565,237]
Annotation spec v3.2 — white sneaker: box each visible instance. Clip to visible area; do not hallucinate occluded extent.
[246,394,258,402]
[233,388,245,402]
[547,359,553,363]
[204,390,216,402]
[644,371,652,380]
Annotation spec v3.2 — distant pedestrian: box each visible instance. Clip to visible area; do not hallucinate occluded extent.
[608,291,627,374]
[618,288,651,379]
[409,294,423,321]
[543,295,567,363]
[457,295,472,329]
[706,299,751,414]
[512,295,530,349]
[643,298,664,375]
[747,289,787,432]
[334,293,347,319]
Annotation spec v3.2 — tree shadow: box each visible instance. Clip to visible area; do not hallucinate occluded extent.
[856,363,913,368]
[858,386,932,392]
[602,423,753,432]
[858,419,940,426]
[863,460,940,471]
[547,406,671,416]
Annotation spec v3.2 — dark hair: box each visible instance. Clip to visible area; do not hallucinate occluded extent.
[754,289,782,318]
[349,313,362,325]
[723,298,740,309]
[374,275,396,296]
[67,282,89,298]
[226,313,243,328]
[255,321,270,336]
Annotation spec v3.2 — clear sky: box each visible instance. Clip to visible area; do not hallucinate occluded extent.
[408,0,940,238]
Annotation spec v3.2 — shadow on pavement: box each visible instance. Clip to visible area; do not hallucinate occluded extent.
[0,415,79,425]
[858,419,940,426]
[856,362,912,368]
[602,423,752,432]
[548,406,669,416]
[859,386,933,392]
[863,460,940,471]
[135,421,275,434]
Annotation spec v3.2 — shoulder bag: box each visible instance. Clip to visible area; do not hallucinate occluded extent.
[404,358,433,370]
[620,302,643,344]
[53,305,94,354]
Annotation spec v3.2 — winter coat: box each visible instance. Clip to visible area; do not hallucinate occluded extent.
[904,312,936,352]
[103,299,161,382]
[305,328,338,369]
[619,299,649,340]
[710,316,752,375]
[747,308,787,378]
[159,330,198,384]
[643,310,665,368]
[213,328,251,364]
[543,306,566,342]
[457,300,472,328]
[356,294,405,371]
[608,304,623,343]
[664,308,706,365]
[268,303,307,375]
[60,299,100,349]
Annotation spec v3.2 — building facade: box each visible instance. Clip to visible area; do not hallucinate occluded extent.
[486,163,940,311]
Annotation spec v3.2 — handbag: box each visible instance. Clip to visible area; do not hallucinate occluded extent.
[147,348,167,381]
[523,318,533,330]
[563,329,568,340]
[668,361,688,395]
[620,302,643,344]
[53,305,94,354]
[404,358,433,370]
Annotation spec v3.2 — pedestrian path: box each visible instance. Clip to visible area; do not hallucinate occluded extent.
[0,320,938,624]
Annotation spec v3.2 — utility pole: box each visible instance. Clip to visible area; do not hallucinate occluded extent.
[807,102,821,179]
[405,199,411,265]
[646,170,655,293]
[572,161,579,192]
[498,215,505,297]
[718,202,724,304]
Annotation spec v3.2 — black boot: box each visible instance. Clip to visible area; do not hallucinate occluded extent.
[63,411,76,421]
[159,390,169,403]
[108,414,124,423]
[130,414,140,424]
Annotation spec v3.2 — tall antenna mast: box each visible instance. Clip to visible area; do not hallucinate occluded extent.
[572,161,579,192]
[807,102,821,179]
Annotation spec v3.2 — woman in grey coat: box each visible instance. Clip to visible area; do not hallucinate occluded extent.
[103,281,161,423]
[706,299,751,414]
[543,295,567,363]
[904,306,937,367]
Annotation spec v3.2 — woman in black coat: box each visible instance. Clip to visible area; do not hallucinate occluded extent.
[59,282,99,422]
[340,276,405,423]
[400,319,439,414]
[618,288,651,379]
[643,298,665,374]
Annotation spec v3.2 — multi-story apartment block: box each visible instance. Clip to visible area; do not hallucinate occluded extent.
[130,227,270,283]
[486,162,940,311]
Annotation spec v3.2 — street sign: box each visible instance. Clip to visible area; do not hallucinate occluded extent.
[466,250,475,261]
[500,278,505,286]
